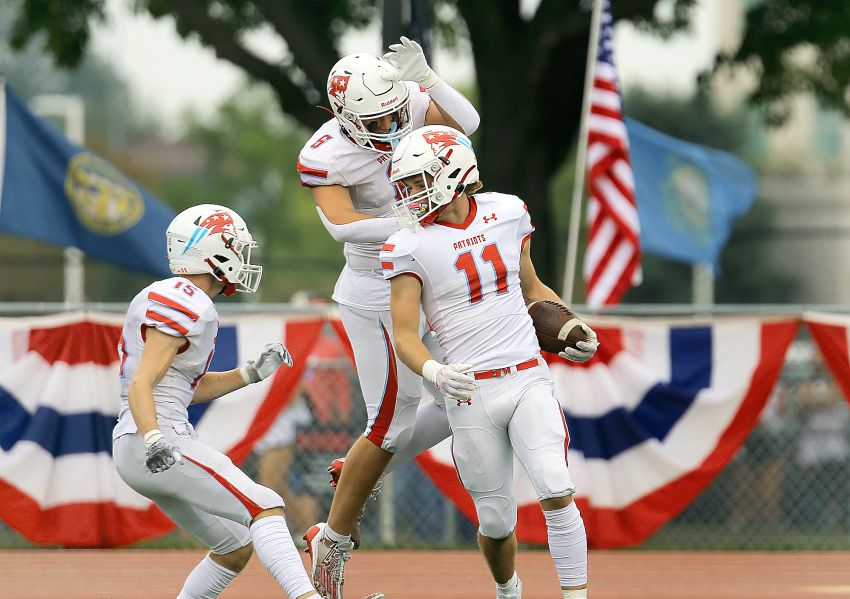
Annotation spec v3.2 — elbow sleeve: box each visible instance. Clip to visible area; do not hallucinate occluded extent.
[427,78,480,135]
[316,207,399,243]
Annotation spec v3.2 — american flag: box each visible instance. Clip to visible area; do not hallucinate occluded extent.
[583,0,641,307]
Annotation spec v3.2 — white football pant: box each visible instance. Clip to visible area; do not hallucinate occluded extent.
[446,360,576,539]
[114,422,282,553]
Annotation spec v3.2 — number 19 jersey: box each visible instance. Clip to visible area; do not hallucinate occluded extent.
[380,193,541,370]
[112,277,219,440]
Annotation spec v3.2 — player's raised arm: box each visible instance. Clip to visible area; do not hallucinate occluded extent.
[381,36,480,135]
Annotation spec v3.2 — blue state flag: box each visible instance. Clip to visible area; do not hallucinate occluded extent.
[625,117,758,270]
[0,83,173,277]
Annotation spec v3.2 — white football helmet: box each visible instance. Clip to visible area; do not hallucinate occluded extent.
[166,204,262,296]
[389,125,479,227]
[327,54,411,153]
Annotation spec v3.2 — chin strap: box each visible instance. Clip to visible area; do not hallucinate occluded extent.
[204,258,237,296]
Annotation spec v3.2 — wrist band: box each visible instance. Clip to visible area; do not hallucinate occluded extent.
[419,69,440,89]
[144,429,164,449]
[422,359,442,387]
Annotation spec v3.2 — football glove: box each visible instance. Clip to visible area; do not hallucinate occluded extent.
[144,430,183,474]
[559,322,599,363]
[381,36,439,88]
[423,360,475,401]
[242,343,293,384]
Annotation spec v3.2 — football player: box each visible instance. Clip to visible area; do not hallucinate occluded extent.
[381,126,598,599]
[112,204,381,599]
[298,37,479,597]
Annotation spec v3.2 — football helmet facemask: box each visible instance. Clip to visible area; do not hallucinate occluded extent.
[166,204,262,296]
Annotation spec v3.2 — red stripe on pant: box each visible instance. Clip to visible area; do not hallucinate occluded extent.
[366,322,399,447]
[182,454,264,519]
[555,398,571,466]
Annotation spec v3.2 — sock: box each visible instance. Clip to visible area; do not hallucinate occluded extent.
[176,554,237,599]
[496,571,519,592]
[250,515,315,598]
[323,524,351,545]
[544,502,588,589]
[563,589,588,598]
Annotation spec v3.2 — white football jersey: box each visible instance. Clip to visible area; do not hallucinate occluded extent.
[380,193,541,370]
[112,277,219,440]
[297,82,432,310]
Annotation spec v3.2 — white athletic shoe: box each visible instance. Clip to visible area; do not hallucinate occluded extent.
[304,522,353,599]
[496,574,522,599]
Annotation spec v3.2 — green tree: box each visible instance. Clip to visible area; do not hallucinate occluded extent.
[9,0,850,286]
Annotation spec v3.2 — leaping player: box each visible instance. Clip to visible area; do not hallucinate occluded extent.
[298,37,479,597]
[112,204,381,599]
[382,126,597,599]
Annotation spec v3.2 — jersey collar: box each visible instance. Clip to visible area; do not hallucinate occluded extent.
[435,197,477,230]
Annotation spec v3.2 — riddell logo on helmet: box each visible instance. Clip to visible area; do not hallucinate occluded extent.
[380,97,398,107]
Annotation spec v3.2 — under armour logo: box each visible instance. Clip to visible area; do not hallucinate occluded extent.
[482,214,497,223]
[456,397,472,407]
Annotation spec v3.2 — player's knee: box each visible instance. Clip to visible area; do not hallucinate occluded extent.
[212,543,253,572]
[385,421,415,453]
[255,485,285,510]
[247,485,285,526]
[540,494,573,511]
[530,452,575,501]
[476,495,516,540]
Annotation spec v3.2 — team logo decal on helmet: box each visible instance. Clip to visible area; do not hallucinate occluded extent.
[183,211,238,255]
[199,211,237,235]
[422,130,472,154]
[328,74,351,103]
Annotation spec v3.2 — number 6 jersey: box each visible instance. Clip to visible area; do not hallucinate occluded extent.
[380,193,541,370]
[112,277,219,440]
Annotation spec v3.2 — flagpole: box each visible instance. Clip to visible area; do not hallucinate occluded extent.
[562,0,605,303]
[30,94,86,306]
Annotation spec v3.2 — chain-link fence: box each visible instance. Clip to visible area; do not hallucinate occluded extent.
[646,330,850,550]
[2,320,850,550]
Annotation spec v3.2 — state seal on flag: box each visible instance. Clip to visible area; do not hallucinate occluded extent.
[662,158,711,246]
[64,152,145,235]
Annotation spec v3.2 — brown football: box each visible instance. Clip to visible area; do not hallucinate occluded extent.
[527,300,587,354]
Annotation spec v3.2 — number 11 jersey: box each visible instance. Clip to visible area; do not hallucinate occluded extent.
[380,192,541,370]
